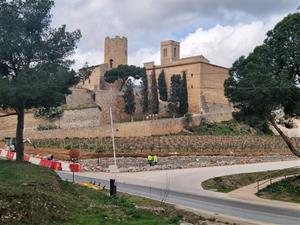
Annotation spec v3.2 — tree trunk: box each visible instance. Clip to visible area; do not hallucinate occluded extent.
[270,117,300,158]
[16,107,25,162]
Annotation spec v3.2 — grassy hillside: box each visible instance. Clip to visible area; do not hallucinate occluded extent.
[202,168,300,193]
[256,176,300,203]
[0,160,221,225]
[185,119,270,136]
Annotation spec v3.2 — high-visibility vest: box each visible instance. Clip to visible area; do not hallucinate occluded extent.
[147,155,153,161]
[153,156,158,162]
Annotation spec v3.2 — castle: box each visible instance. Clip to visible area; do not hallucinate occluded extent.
[68,36,232,123]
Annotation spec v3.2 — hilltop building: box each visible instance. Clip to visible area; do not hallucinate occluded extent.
[67,36,232,124]
[144,40,232,115]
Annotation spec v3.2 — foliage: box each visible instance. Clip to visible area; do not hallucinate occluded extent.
[150,70,159,114]
[140,68,149,113]
[34,106,64,121]
[179,72,189,115]
[168,74,182,117]
[104,65,144,91]
[123,79,136,119]
[224,13,300,157]
[158,70,168,101]
[256,175,300,203]
[183,113,193,128]
[0,0,81,160]
[202,168,300,193]
[78,62,92,84]
[188,119,267,136]
[0,160,206,225]
[37,124,58,131]
[224,13,300,129]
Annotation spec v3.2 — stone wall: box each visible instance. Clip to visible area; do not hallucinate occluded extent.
[66,88,95,108]
[59,108,100,129]
[0,107,101,138]
[95,90,143,124]
[0,112,232,139]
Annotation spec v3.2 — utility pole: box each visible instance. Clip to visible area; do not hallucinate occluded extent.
[109,107,119,172]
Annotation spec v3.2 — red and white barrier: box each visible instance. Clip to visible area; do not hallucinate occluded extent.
[0,148,80,172]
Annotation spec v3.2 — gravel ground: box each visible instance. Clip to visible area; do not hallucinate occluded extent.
[80,155,297,172]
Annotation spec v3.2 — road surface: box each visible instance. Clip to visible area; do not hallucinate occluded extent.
[57,160,300,224]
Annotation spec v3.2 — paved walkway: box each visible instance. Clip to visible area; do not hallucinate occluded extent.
[228,175,300,211]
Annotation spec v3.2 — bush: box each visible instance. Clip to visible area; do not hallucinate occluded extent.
[37,124,58,131]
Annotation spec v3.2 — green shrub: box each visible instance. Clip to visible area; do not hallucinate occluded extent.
[37,124,58,131]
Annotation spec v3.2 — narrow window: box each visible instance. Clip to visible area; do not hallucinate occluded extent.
[125,50,127,56]
[191,74,193,78]
[191,85,193,89]
[166,48,167,56]
[109,59,113,68]
[174,47,176,57]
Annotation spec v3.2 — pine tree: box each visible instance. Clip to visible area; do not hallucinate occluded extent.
[141,68,149,114]
[0,0,81,161]
[151,70,159,114]
[179,71,189,115]
[123,79,136,121]
[168,75,182,117]
[158,70,168,101]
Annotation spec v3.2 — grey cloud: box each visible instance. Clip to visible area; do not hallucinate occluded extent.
[50,0,298,67]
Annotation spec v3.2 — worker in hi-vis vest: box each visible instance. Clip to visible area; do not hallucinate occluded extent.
[147,154,153,166]
[153,155,158,165]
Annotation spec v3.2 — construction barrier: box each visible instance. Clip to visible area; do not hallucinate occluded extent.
[69,163,80,172]
[0,148,79,172]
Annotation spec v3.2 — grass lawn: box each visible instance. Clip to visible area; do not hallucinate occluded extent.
[256,175,300,203]
[201,168,300,193]
[0,160,216,225]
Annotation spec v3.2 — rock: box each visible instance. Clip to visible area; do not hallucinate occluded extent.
[180,222,194,225]
[199,221,208,225]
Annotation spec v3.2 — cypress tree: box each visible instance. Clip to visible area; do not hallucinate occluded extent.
[168,74,182,117]
[141,68,149,114]
[123,79,136,121]
[158,70,168,101]
[151,70,159,114]
[179,71,189,115]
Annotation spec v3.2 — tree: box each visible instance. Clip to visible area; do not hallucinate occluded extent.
[179,71,189,115]
[0,0,81,161]
[34,106,64,128]
[158,70,168,101]
[168,75,181,117]
[78,62,92,85]
[224,13,300,158]
[150,70,159,114]
[141,68,149,114]
[123,79,136,121]
[104,65,144,91]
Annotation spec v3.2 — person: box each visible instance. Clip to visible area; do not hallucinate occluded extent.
[46,154,54,160]
[10,144,15,152]
[147,154,153,166]
[153,155,158,165]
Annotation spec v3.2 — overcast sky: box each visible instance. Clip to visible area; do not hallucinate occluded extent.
[51,0,299,69]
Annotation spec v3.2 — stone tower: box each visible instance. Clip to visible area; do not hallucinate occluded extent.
[160,40,180,65]
[104,36,128,69]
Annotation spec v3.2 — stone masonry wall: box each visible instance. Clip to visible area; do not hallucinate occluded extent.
[0,113,232,139]
[66,88,95,109]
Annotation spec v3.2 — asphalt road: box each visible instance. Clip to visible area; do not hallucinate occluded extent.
[57,171,300,225]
